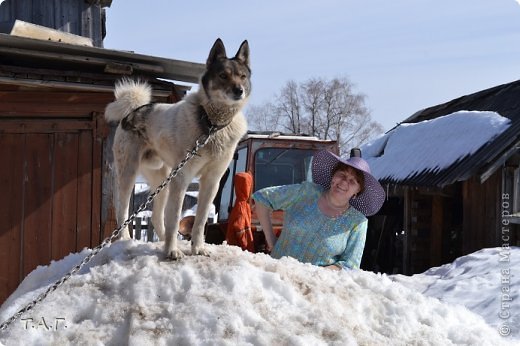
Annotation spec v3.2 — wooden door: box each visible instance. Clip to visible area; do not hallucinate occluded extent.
[0,121,100,303]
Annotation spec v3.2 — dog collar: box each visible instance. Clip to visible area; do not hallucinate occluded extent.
[198,105,232,134]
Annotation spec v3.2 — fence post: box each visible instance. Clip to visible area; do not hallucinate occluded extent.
[146,216,155,242]
[135,217,142,240]
[129,220,134,239]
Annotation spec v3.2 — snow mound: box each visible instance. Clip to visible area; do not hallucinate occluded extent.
[394,247,519,340]
[0,241,514,345]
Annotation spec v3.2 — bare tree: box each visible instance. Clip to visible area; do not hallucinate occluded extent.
[247,77,384,154]
[300,78,324,137]
[246,102,280,131]
[277,80,302,134]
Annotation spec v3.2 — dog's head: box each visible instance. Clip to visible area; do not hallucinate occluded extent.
[201,38,251,106]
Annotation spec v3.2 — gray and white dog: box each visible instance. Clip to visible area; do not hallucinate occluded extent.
[104,39,250,259]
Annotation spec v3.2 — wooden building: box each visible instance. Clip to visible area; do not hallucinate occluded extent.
[0,0,109,48]
[362,80,520,275]
[0,12,205,302]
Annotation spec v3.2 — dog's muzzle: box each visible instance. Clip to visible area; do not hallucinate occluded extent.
[232,86,244,100]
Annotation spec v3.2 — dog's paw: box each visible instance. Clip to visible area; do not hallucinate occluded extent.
[166,249,185,261]
[192,245,210,257]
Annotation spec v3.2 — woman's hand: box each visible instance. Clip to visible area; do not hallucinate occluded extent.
[324,265,341,271]
[255,202,277,252]
[264,231,277,252]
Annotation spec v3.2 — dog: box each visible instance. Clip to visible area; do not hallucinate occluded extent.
[104,38,250,259]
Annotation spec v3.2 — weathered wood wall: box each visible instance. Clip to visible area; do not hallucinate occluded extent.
[0,79,179,303]
[0,84,112,303]
[462,172,502,254]
[0,130,97,300]
[397,185,462,274]
[0,0,109,47]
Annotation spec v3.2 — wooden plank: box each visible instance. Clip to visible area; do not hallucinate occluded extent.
[402,187,411,275]
[430,195,443,267]
[51,133,79,260]
[23,134,53,277]
[0,91,113,103]
[146,217,155,242]
[484,171,501,247]
[0,46,164,74]
[52,0,62,30]
[0,91,115,118]
[462,180,473,254]
[0,78,175,98]
[0,119,94,133]
[0,133,24,303]
[480,140,520,183]
[463,177,486,254]
[0,78,115,94]
[10,20,94,46]
[0,33,204,84]
[100,121,116,241]
[134,218,142,240]
[77,130,93,249]
[81,4,104,47]
[93,113,107,245]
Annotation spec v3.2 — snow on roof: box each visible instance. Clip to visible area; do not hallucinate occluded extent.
[361,111,511,182]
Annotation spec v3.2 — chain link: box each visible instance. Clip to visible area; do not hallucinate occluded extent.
[0,127,216,332]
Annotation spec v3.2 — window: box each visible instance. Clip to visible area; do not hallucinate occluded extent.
[253,148,316,192]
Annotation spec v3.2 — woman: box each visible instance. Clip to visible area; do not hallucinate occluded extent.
[253,150,385,270]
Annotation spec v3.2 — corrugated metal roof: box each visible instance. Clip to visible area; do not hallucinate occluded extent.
[381,79,520,187]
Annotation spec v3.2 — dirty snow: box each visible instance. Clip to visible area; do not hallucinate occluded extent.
[0,241,517,345]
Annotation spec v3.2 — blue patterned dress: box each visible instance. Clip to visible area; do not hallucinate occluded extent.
[253,181,367,269]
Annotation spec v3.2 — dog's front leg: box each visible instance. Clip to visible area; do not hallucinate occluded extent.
[164,179,188,260]
[192,175,220,256]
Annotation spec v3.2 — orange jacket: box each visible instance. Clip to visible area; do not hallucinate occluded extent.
[226,172,254,252]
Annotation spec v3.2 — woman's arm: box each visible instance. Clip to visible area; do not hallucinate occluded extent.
[335,220,368,270]
[252,182,313,252]
[255,202,277,252]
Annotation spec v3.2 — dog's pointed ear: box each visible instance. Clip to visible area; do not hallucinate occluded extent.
[235,40,250,68]
[207,38,227,67]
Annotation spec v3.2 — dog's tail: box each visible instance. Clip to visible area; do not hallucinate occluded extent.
[104,79,152,123]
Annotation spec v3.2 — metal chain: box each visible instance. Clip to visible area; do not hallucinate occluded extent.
[0,127,216,332]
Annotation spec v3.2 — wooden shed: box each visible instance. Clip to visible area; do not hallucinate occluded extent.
[361,80,520,275]
[0,32,204,303]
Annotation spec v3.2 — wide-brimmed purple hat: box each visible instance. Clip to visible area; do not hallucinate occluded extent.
[312,150,385,216]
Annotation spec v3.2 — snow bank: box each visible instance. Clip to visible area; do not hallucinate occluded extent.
[0,241,515,345]
[394,247,519,340]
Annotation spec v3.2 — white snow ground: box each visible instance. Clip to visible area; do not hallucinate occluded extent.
[0,241,517,345]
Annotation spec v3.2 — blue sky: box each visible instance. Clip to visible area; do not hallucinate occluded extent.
[103,0,520,131]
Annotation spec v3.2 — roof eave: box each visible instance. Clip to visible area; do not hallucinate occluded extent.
[0,33,206,84]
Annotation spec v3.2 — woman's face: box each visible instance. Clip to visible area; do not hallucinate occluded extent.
[329,167,362,203]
